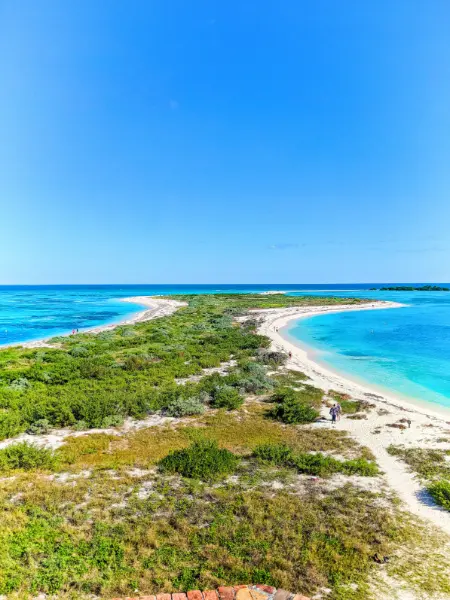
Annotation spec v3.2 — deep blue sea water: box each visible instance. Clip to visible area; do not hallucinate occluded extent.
[1,284,450,410]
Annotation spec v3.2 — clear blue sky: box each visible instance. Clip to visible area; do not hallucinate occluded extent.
[1,1,449,284]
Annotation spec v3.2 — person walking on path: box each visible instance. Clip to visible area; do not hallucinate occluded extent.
[330,404,339,425]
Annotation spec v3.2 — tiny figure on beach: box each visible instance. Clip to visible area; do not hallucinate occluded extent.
[335,402,342,421]
[288,351,292,359]
[330,404,339,425]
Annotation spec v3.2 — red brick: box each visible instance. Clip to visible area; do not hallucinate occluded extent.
[156,594,171,600]
[140,597,157,600]
[203,591,218,600]
[249,591,267,600]
[172,594,187,600]
[233,586,247,592]
[187,592,203,600]
[255,586,276,595]
[218,587,235,600]
[273,591,291,600]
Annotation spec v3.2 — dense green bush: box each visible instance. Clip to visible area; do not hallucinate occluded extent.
[0,411,24,439]
[101,414,125,428]
[159,439,238,480]
[0,442,56,471]
[211,385,243,410]
[428,480,450,511]
[257,350,288,366]
[26,419,50,435]
[270,389,319,424]
[165,396,206,417]
[253,443,293,465]
[69,345,89,358]
[8,377,31,392]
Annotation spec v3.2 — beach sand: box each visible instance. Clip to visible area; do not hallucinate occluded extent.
[256,301,450,535]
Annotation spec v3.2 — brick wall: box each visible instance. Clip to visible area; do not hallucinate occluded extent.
[112,584,310,600]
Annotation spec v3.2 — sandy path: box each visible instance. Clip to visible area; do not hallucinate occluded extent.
[256,302,450,535]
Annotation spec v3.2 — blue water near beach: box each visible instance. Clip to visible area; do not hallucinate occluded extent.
[286,288,450,409]
[1,284,450,410]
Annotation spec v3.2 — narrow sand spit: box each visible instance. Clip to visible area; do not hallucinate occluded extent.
[18,296,186,349]
[256,301,450,535]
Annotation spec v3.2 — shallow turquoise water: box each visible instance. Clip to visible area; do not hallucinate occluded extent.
[287,289,450,409]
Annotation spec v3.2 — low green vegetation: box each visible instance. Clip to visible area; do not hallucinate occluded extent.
[159,439,239,480]
[0,442,56,471]
[388,445,450,512]
[269,387,321,424]
[387,445,450,480]
[254,443,378,477]
[428,480,450,510]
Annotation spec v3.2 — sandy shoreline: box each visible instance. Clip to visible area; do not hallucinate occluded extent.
[256,301,450,534]
[12,296,185,349]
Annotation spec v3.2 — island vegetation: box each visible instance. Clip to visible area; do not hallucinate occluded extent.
[0,294,448,599]
[370,285,450,291]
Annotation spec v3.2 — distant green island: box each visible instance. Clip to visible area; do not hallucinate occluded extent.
[370,285,450,291]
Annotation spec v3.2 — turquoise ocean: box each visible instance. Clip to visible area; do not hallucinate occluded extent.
[0,284,449,410]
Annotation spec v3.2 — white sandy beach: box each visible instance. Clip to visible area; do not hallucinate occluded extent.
[256,301,450,535]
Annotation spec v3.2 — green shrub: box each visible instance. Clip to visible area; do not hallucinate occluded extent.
[0,411,25,440]
[0,442,56,471]
[428,480,450,511]
[341,458,379,476]
[165,396,206,417]
[101,414,125,428]
[254,443,293,465]
[270,394,319,424]
[26,419,50,435]
[159,439,238,480]
[73,420,88,431]
[69,345,89,357]
[233,361,275,394]
[8,377,31,392]
[211,385,243,410]
[257,350,288,366]
[254,443,378,477]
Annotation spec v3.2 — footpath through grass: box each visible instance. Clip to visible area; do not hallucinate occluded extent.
[388,445,450,512]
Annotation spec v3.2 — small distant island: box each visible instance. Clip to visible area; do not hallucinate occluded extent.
[370,285,450,291]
